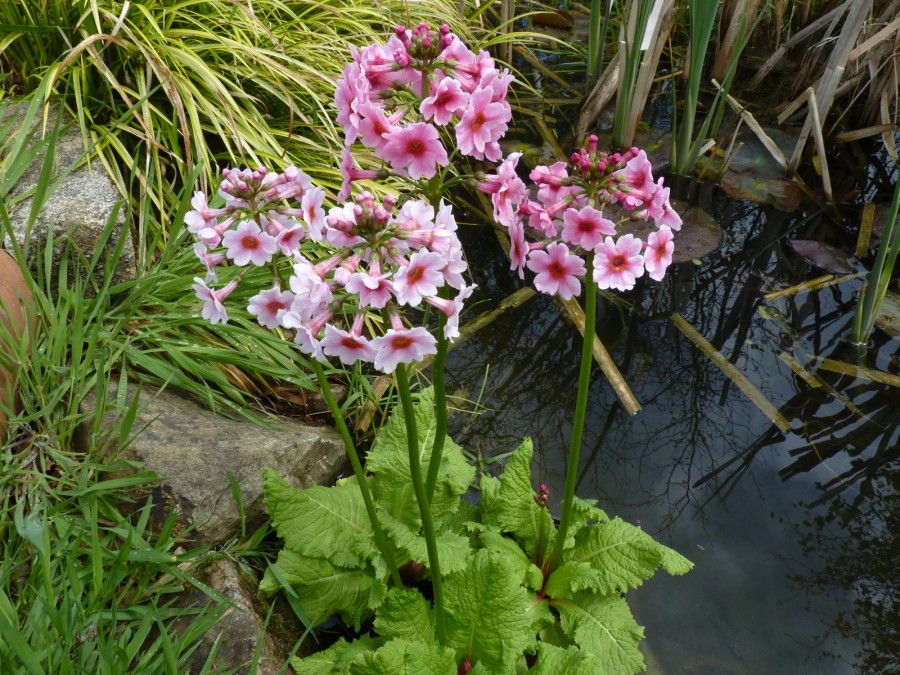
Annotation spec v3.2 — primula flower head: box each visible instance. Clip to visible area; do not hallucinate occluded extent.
[372,327,437,373]
[643,225,675,281]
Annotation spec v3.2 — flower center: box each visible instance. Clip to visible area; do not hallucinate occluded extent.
[406,266,424,284]
[407,139,425,156]
[391,334,413,350]
[471,112,486,131]
[609,254,627,271]
[548,261,566,278]
[241,235,259,250]
[340,336,364,350]
[578,219,593,232]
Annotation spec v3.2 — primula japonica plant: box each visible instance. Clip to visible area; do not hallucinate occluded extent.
[187,22,691,675]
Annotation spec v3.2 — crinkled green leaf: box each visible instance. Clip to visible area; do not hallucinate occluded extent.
[291,636,380,675]
[264,469,376,568]
[367,387,475,522]
[570,496,610,531]
[482,438,555,561]
[380,509,471,575]
[261,549,384,631]
[404,642,457,675]
[444,549,534,673]
[347,639,457,675]
[478,527,544,591]
[529,642,602,674]
[554,592,645,674]
[544,561,600,600]
[348,638,406,675]
[374,588,435,645]
[566,518,664,595]
[659,543,694,576]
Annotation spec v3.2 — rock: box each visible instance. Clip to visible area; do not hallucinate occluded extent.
[1,101,136,291]
[0,250,35,442]
[82,383,347,548]
[173,557,310,674]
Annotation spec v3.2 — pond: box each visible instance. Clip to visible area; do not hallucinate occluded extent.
[443,146,899,672]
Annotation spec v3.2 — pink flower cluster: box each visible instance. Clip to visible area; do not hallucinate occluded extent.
[478,137,682,296]
[188,168,473,374]
[336,22,513,198]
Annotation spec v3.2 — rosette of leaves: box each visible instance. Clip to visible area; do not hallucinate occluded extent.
[261,389,692,674]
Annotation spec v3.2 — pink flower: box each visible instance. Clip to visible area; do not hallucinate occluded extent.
[335,62,369,144]
[380,122,449,180]
[338,148,377,203]
[508,218,528,280]
[275,225,305,255]
[530,162,575,207]
[371,327,437,373]
[593,234,645,291]
[193,242,225,283]
[248,286,294,329]
[425,283,476,341]
[647,178,682,230]
[477,153,525,228]
[344,271,393,308]
[358,100,397,153]
[455,86,509,161]
[301,186,327,241]
[321,324,376,365]
[561,206,616,250]
[526,242,586,300]
[192,277,238,324]
[185,192,226,233]
[613,149,659,210]
[643,225,675,281]
[221,220,277,266]
[420,76,468,125]
[392,250,446,306]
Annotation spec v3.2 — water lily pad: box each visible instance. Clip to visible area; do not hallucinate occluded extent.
[720,171,803,211]
[616,202,721,263]
[788,240,855,274]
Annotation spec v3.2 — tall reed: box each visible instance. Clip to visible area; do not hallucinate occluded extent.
[851,176,900,344]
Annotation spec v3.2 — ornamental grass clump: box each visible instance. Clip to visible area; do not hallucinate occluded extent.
[188,22,691,674]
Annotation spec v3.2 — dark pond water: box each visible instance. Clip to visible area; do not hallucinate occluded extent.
[444,162,899,672]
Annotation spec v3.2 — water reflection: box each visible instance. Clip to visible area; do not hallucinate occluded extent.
[446,189,897,673]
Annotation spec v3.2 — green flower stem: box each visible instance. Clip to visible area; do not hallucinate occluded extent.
[309,359,402,588]
[548,253,597,573]
[425,298,449,503]
[395,363,447,645]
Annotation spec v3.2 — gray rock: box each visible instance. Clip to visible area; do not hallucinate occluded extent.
[1,101,136,290]
[83,383,347,549]
[173,557,308,674]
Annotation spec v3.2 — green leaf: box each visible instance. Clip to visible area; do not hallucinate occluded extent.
[380,509,471,575]
[444,549,534,673]
[346,639,457,675]
[367,387,475,520]
[478,527,544,591]
[482,438,555,561]
[260,549,384,631]
[544,562,600,601]
[264,469,377,569]
[659,544,694,576]
[374,588,436,645]
[529,643,602,674]
[554,592,646,674]
[565,518,664,595]
[291,636,380,675]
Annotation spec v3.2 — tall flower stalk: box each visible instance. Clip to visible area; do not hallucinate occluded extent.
[482,135,681,574]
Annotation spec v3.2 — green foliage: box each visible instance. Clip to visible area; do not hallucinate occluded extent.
[263,389,693,674]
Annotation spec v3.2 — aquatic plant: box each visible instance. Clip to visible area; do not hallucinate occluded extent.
[851,175,900,344]
[187,21,691,673]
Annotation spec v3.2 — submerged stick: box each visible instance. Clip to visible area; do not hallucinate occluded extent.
[671,313,791,432]
[812,357,900,389]
[763,273,861,300]
[777,352,872,421]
